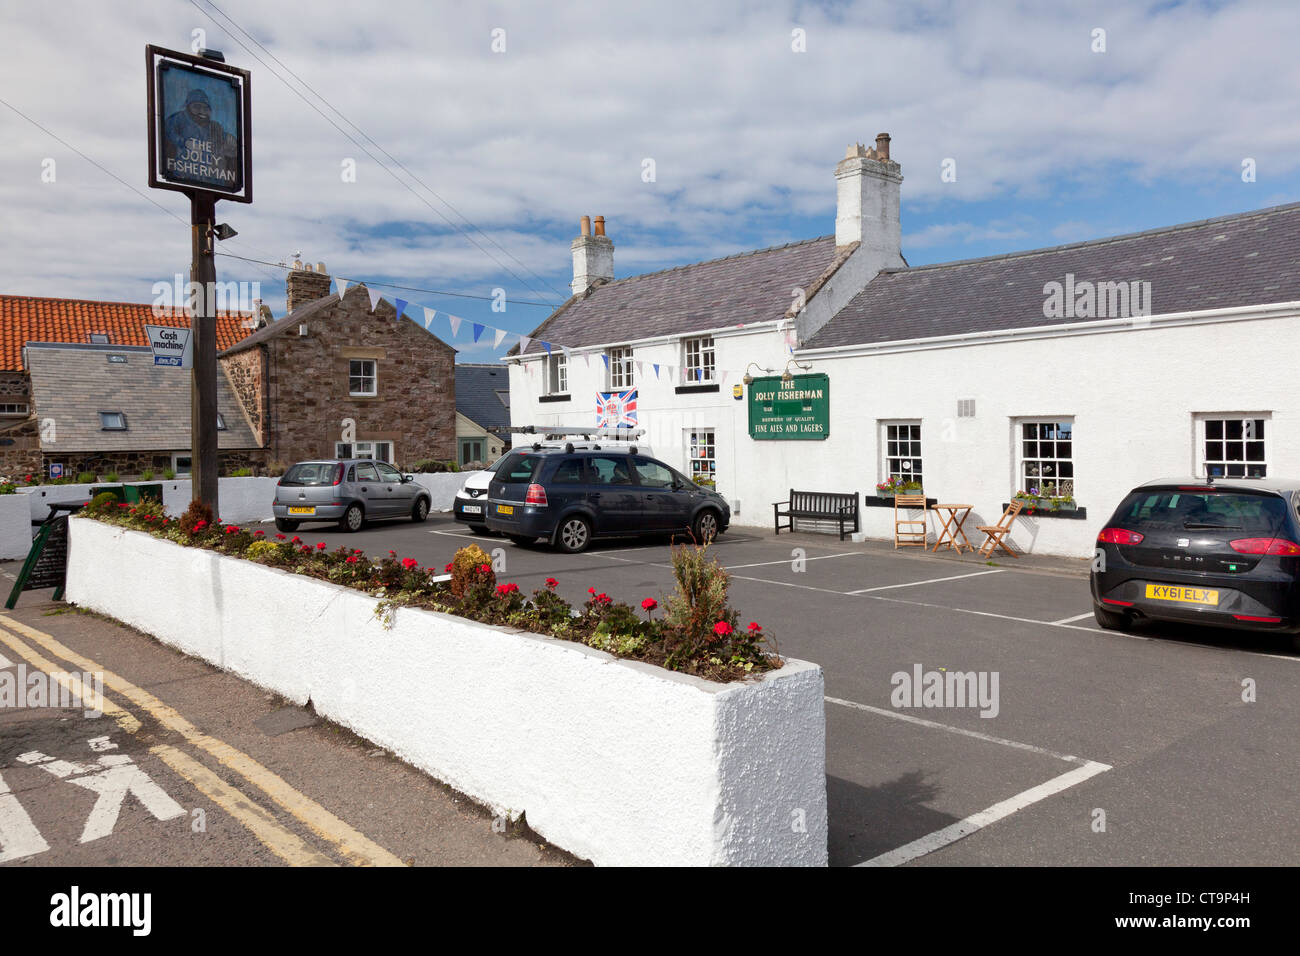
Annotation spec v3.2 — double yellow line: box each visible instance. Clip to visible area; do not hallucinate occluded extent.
[0,614,405,867]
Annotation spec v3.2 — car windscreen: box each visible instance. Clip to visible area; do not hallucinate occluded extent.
[280,463,338,486]
[1114,489,1290,535]
[495,453,543,483]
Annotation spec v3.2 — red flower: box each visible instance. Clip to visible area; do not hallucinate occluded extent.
[402,557,419,570]
[346,555,359,564]
[478,563,491,573]
[444,563,454,573]
[641,598,657,612]
[388,550,397,557]
[275,534,286,540]
[225,526,240,534]
[290,536,301,543]
[587,587,596,594]
[116,502,129,508]
[747,622,762,632]
[193,519,206,529]
[316,542,327,550]
[496,582,520,596]
[545,577,558,589]
[301,545,312,553]
[713,621,733,637]
[254,530,265,537]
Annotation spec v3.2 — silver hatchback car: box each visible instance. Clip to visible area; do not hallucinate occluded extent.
[272,459,432,532]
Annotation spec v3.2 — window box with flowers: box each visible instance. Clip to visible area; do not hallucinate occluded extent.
[1011,487,1086,519]
[864,476,933,508]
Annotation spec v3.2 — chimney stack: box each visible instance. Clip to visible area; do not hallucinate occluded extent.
[286,259,332,313]
[571,216,614,296]
[835,133,903,255]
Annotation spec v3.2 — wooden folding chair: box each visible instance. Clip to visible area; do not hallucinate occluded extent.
[977,500,1024,558]
[893,494,928,549]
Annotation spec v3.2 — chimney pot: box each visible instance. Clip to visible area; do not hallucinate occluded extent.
[875,132,891,161]
[594,216,606,237]
[579,215,591,237]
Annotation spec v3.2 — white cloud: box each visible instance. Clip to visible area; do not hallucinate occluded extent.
[2,0,1298,324]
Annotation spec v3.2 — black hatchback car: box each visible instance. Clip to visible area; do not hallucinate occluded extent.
[1091,478,1300,646]
[484,446,730,553]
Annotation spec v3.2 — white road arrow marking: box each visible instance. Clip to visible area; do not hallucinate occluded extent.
[19,746,186,843]
[0,770,50,863]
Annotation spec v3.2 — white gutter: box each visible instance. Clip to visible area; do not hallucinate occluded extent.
[795,299,1300,359]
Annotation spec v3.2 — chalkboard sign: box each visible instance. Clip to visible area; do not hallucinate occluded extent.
[5,513,73,609]
[26,516,68,590]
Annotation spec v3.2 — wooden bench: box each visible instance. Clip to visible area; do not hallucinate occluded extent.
[773,490,860,541]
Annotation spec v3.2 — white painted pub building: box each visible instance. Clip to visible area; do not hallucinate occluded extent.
[507,135,1300,557]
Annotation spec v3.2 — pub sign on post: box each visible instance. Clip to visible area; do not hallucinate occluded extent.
[146,45,252,204]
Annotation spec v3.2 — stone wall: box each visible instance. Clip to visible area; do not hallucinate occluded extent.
[221,348,266,445]
[254,286,456,468]
[34,449,265,480]
[0,372,39,476]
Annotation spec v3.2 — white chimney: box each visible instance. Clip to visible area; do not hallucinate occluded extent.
[835,132,902,257]
[571,215,614,296]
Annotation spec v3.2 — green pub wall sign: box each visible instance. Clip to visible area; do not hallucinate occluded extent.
[747,373,830,440]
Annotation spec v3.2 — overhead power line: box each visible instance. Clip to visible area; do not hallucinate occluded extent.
[215,251,558,307]
[189,0,567,307]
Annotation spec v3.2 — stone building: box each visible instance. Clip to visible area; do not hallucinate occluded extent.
[218,263,457,468]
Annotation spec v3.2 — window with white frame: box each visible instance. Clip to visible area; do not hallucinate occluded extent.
[1198,414,1268,479]
[686,429,716,485]
[0,403,29,416]
[607,346,634,389]
[545,351,568,394]
[335,440,394,463]
[1018,420,1074,497]
[349,359,377,396]
[682,336,715,383]
[882,422,923,488]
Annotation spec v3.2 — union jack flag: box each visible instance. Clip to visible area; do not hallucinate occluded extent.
[596,388,638,429]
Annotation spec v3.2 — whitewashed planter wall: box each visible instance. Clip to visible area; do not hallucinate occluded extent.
[65,517,827,866]
[0,494,31,559]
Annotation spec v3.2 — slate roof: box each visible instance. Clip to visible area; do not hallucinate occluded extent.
[806,201,1300,350]
[455,363,511,435]
[0,295,252,372]
[25,344,259,451]
[516,235,852,354]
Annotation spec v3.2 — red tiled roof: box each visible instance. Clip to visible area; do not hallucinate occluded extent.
[0,295,254,371]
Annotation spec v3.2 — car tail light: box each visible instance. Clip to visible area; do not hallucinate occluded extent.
[525,483,548,506]
[1233,614,1283,623]
[1178,486,1216,492]
[1098,528,1144,545]
[333,463,345,486]
[1229,537,1300,555]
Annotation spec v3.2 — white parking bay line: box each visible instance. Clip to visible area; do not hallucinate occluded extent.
[825,696,1100,766]
[849,569,1005,594]
[725,552,867,571]
[857,761,1111,867]
[1052,611,1096,625]
[428,529,475,537]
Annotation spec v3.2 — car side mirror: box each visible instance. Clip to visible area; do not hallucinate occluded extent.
[400,474,412,483]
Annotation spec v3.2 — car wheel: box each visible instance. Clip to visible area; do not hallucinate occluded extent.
[1093,604,1131,631]
[469,524,491,536]
[555,516,591,554]
[340,503,364,533]
[411,497,429,523]
[274,518,298,533]
[507,534,536,546]
[692,509,721,544]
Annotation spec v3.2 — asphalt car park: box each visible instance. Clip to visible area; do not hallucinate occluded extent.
[290,513,1300,867]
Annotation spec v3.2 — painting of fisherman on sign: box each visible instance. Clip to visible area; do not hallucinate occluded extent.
[157,60,243,193]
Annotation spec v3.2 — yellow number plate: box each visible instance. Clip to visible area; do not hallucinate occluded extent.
[496,504,514,516]
[1145,584,1219,606]
[288,506,315,515]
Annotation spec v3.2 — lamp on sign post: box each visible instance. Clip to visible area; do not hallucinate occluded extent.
[146,44,252,518]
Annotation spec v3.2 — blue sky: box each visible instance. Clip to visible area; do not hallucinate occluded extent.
[3,0,1297,362]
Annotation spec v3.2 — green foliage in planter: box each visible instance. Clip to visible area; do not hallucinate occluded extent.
[0,482,16,495]
[140,469,155,481]
[103,472,119,483]
[163,469,176,480]
[229,467,254,477]
[76,471,96,484]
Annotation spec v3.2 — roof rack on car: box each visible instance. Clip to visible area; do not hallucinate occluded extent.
[510,425,645,440]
